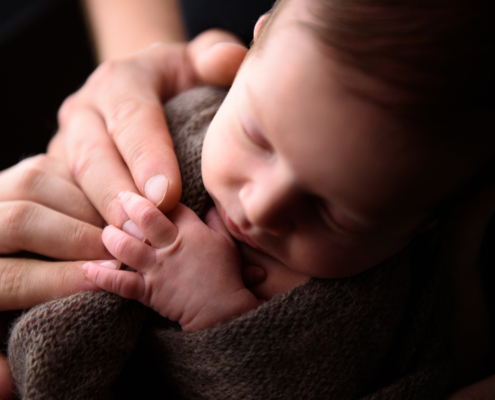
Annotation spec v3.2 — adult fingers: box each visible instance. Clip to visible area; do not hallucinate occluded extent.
[54,35,245,227]
[81,36,245,216]
[0,201,110,260]
[57,44,192,221]
[60,107,140,227]
[0,155,103,227]
[445,374,495,400]
[193,43,248,87]
[187,28,248,87]
[91,59,183,212]
[2,154,73,182]
[0,258,99,311]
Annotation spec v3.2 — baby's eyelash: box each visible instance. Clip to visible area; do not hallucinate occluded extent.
[318,201,374,236]
[317,201,363,235]
[317,201,347,233]
[241,122,271,151]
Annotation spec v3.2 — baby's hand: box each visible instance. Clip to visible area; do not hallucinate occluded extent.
[83,191,259,331]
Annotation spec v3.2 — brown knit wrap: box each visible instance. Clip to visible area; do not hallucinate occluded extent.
[7,87,453,399]
[8,292,147,400]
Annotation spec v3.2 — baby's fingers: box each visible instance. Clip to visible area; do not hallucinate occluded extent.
[118,191,177,248]
[204,206,234,243]
[83,262,146,302]
[102,225,155,271]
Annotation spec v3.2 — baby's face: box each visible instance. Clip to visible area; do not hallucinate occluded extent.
[202,0,467,279]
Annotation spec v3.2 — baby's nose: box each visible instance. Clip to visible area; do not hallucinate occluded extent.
[239,180,293,237]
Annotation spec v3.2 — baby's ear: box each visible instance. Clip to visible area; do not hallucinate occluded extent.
[253,13,272,43]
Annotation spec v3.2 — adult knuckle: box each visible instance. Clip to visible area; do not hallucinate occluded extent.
[22,154,50,170]
[56,264,77,291]
[109,103,164,172]
[91,59,119,83]
[107,100,162,151]
[69,141,99,182]
[0,202,35,238]
[57,93,79,127]
[69,221,94,246]
[106,99,143,140]
[100,190,123,225]
[127,139,159,173]
[0,261,24,305]
[73,198,102,226]
[16,167,47,198]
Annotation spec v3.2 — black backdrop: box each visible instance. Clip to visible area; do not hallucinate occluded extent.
[0,0,94,170]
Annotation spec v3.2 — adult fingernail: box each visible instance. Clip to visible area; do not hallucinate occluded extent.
[122,220,146,241]
[118,191,132,202]
[97,260,121,269]
[145,174,168,206]
[83,260,121,271]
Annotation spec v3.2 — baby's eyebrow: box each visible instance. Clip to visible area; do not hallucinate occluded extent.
[238,81,268,137]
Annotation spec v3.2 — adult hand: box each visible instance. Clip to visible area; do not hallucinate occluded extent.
[49,29,248,228]
[0,155,116,399]
[0,154,111,310]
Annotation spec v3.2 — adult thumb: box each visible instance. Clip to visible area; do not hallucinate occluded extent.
[188,29,248,87]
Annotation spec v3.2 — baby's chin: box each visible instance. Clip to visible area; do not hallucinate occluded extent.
[245,268,310,301]
[237,241,311,301]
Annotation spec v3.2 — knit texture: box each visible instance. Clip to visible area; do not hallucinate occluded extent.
[8,86,453,399]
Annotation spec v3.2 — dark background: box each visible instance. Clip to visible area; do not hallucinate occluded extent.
[0,0,274,171]
[0,0,95,171]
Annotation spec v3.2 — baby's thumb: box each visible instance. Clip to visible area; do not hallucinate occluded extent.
[204,207,233,242]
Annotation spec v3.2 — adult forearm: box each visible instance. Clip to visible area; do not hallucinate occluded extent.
[82,0,187,62]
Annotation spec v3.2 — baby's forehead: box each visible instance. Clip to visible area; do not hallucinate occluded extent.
[238,0,495,211]
[249,0,319,55]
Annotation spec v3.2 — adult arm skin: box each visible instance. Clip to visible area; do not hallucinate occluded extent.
[82,0,187,62]
[0,155,112,400]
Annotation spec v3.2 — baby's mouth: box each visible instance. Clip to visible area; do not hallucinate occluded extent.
[221,207,262,250]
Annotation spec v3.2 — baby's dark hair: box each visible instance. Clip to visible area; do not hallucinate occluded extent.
[269,0,495,128]
[259,0,495,212]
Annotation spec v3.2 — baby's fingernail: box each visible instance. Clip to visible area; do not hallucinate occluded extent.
[122,220,146,241]
[145,174,168,206]
[118,191,131,201]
